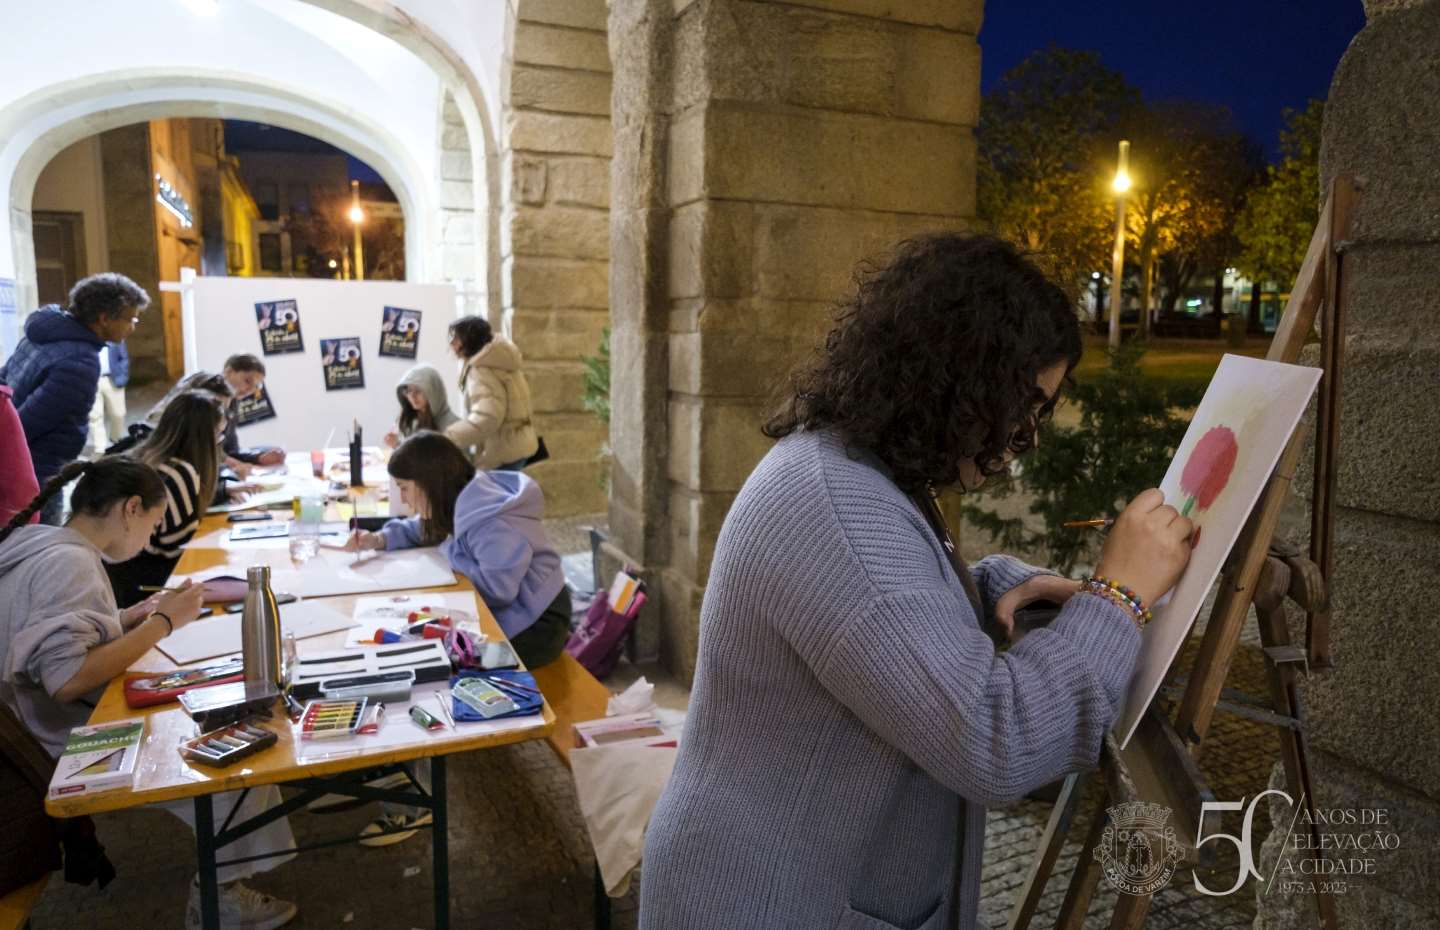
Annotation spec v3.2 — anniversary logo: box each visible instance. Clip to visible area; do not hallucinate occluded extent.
[379,306,421,359]
[320,337,365,391]
[234,382,277,426]
[255,299,304,355]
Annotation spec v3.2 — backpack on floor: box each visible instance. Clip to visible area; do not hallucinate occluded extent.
[565,572,646,678]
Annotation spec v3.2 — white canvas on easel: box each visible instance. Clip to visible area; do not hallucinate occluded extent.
[155,599,358,665]
[1114,354,1321,748]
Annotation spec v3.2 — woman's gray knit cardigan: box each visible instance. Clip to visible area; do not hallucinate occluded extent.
[640,430,1141,930]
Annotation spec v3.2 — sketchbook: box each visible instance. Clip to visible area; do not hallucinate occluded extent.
[155,599,358,665]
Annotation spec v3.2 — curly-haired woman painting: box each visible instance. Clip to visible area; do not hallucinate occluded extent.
[639,234,1195,930]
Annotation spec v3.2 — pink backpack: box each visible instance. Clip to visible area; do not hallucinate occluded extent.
[565,582,645,678]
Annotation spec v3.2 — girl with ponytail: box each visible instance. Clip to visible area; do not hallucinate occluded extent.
[105,391,224,607]
[0,456,301,927]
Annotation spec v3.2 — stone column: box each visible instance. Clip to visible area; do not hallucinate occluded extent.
[609,0,982,681]
[1255,3,1440,927]
[500,0,613,517]
[100,124,164,385]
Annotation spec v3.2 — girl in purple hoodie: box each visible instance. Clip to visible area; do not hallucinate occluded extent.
[341,431,571,848]
[346,430,571,668]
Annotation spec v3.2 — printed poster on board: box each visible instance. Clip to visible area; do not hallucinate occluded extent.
[255,299,304,355]
[234,382,278,426]
[379,306,421,359]
[320,337,365,391]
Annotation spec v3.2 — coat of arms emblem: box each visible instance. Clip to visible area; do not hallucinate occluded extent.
[1093,801,1185,895]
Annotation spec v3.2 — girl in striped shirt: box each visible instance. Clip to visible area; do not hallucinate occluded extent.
[105,391,224,607]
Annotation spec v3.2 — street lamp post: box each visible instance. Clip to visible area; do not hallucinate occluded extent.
[348,179,365,282]
[1108,140,1131,351]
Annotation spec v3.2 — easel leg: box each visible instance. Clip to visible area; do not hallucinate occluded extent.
[1055,802,1108,930]
[1005,774,1085,930]
[1255,603,1340,930]
[432,755,449,930]
[194,794,220,930]
[1108,890,1153,930]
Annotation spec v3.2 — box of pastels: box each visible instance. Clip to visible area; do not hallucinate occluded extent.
[179,720,279,768]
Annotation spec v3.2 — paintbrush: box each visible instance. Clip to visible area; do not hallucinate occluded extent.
[1062,518,1115,530]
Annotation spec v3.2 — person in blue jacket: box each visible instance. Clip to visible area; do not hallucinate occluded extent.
[340,430,571,848]
[346,430,571,668]
[0,274,148,525]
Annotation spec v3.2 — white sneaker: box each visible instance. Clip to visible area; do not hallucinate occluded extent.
[186,879,298,930]
[357,811,433,847]
[305,771,411,813]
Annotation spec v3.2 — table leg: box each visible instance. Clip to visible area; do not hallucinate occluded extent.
[194,794,220,930]
[432,755,449,930]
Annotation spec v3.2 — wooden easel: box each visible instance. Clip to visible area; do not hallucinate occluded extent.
[1005,176,1360,930]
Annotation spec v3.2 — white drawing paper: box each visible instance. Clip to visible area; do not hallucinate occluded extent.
[1113,354,1321,748]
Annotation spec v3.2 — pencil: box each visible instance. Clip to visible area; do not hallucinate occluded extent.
[139,584,185,593]
[1062,518,1115,529]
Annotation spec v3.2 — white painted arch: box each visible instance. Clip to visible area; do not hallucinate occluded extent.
[5,71,433,313]
[0,0,504,327]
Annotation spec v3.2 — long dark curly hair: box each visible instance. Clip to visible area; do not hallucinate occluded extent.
[764,233,1083,494]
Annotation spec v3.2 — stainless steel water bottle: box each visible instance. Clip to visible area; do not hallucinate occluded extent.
[241,565,283,688]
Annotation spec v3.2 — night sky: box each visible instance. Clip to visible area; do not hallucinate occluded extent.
[979,0,1367,157]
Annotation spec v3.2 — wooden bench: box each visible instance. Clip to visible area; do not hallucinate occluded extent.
[0,875,49,930]
[531,652,614,929]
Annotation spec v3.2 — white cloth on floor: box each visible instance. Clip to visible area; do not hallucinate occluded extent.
[570,743,677,896]
[162,785,297,883]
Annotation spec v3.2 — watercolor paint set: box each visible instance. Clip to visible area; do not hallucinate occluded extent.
[298,697,384,740]
[179,720,278,768]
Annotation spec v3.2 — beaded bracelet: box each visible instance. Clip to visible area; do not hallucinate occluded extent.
[1080,576,1153,629]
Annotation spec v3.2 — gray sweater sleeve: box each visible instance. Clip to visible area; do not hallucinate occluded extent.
[803,588,1140,806]
[5,550,119,698]
[768,443,1142,806]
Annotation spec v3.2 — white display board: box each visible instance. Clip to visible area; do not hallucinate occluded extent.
[184,276,459,452]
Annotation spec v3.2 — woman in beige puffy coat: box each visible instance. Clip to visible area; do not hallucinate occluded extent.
[444,316,540,470]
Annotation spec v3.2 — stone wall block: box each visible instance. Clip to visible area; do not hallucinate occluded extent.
[666,200,755,299]
[511,308,610,361]
[775,0,984,33]
[656,567,705,684]
[549,157,612,208]
[440,150,473,182]
[694,103,974,215]
[668,395,771,492]
[508,111,614,157]
[668,486,736,587]
[506,205,611,261]
[1299,508,1440,794]
[527,458,608,516]
[511,64,613,116]
[896,29,980,125]
[1292,339,1440,523]
[1340,243,1440,342]
[441,212,476,246]
[514,21,613,73]
[520,0,609,31]
[526,359,590,415]
[505,256,610,309]
[752,203,966,301]
[505,154,549,205]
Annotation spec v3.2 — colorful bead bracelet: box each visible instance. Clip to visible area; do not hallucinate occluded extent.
[1080,575,1153,629]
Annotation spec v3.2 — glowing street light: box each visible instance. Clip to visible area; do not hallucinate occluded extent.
[349,179,365,281]
[1107,140,1131,350]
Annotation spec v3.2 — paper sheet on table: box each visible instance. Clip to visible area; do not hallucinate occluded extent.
[269,546,457,599]
[206,487,303,514]
[343,592,482,647]
[154,600,358,665]
[571,743,678,896]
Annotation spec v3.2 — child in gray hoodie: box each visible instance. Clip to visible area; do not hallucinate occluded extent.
[0,458,300,930]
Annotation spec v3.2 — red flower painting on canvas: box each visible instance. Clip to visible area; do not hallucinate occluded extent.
[1179,426,1239,517]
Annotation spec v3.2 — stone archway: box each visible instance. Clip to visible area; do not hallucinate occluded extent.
[5,75,433,378]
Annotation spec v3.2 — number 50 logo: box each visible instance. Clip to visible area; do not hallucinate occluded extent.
[1193,789,1295,896]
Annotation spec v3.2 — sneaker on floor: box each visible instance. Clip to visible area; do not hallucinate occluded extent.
[305,770,411,813]
[186,879,298,930]
[358,811,433,847]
